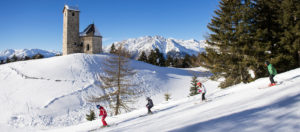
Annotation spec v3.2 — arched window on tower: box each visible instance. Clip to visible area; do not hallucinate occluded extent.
[72,12,74,16]
[87,44,90,51]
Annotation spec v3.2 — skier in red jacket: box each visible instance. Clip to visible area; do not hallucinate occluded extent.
[97,105,108,127]
[197,82,207,101]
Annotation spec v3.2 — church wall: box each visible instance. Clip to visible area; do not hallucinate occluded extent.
[81,37,93,54]
[92,37,102,54]
[80,36,102,54]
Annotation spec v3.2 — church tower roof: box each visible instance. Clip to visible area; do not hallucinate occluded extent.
[63,5,80,12]
[80,24,102,37]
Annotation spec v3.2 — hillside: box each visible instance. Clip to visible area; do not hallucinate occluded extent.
[47,68,300,132]
[1,53,299,132]
[0,53,215,131]
[103,36,207,58]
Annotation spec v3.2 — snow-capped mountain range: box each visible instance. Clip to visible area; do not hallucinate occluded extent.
[0,49,61,60]
[104,36,207,58]
[0,36,206,61]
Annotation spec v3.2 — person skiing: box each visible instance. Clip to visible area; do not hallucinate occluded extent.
[97,104,108,127]
[265,61,277,86]
[146,97,153,114]
[197,82,207,101]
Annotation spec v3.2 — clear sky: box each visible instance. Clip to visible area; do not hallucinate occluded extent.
[0,0,220,51]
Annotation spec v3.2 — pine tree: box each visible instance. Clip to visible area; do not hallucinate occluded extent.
[138,51,148,62]
[199,0,300,88]
[147,49,157,65]
[164,93,171,101]
[173,57,182,68]
[24,56,31,60]
[190,74,199,96]
[156,49,166,67]
[88,45,139,115]
[190,55,198,67]
[165,54,174,67]
[182,54,191,68]
[0,60,3,64]
[200,0,255,88]
[154,48,161,66]
[110,43,117,54]
[32,53,44,59]
[86,109,96,121]
[160,56,166,66]
[5,58,10,63]
[250,0,282,77]
[11,55,18,62]
[275,0,300,71]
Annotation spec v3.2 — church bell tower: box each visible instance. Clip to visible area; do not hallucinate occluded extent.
[62,5,81,55]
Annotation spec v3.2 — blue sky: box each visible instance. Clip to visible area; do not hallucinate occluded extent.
[0,0,220,51]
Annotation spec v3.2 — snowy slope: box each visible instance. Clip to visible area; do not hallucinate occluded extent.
[103,36,207,58]
[46,68,300,132]
[0,49,61,60]
[1,53,300,132]
[0,53,213,131]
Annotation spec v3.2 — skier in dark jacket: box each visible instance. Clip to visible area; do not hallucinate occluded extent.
[146,97,153,114]
[265,61,277,86]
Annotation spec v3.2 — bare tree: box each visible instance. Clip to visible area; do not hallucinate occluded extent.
[89,45,139,115]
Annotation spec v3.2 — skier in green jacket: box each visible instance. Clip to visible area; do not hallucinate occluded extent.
[265,61,277,86]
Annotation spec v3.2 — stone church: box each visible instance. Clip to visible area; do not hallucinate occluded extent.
[62,5,102,55]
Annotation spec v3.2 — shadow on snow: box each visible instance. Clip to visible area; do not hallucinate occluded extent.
[170,93,300,132]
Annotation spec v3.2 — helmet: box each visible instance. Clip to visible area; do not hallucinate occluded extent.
[265,61,270,66]
[146,97,150,100]
[96,105,101,109]
[197,82,202,87]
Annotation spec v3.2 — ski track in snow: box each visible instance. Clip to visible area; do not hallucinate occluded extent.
[43,83,95,109]
[9,66,84,82]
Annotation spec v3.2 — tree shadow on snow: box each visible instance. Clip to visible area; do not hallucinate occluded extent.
[170,93,300,132]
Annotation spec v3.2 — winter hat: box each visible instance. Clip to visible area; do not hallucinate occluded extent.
[146,97,150,100]
[265,61,270,65]
[96,105,101,109]
[197,82,202,87]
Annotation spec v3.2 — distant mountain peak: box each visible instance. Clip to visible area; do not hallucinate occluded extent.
[104,36,207,59]
[0,49,61,60]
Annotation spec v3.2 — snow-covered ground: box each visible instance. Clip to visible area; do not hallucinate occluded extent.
[45,68,300,132]
[0,53,214,131]
[1,53,299,132]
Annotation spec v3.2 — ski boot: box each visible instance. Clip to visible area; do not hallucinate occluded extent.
[271,83,276,86]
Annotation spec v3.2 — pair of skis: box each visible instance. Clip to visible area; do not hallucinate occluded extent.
[88,124,118,132]
[258,81,283,89]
